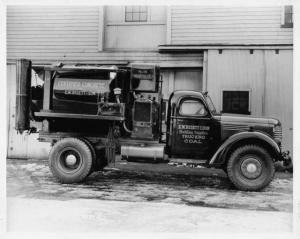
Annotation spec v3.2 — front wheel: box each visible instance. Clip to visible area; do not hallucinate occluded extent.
[49,138,93,183]
[227,145,275,191]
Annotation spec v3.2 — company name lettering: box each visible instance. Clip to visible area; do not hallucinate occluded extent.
[178,125,210,131]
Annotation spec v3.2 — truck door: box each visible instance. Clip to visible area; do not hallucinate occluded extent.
[170,97,218,159]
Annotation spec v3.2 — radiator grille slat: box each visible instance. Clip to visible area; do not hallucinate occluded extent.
[274,129,282,139]
[223,123,250,131]
[134,102,151,123]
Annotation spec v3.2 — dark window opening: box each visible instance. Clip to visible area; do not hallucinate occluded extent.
[222,91,250,115]
[125,6,148,22]
[282,5,293,28]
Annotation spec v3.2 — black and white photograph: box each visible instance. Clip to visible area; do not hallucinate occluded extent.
[1,0,299,238]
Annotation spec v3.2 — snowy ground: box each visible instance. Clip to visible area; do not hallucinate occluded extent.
[7,197,292,233]
[6,158,293,233]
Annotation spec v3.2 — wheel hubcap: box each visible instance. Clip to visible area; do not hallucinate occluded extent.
[246,163,257,173]
[240,157,262,179]
[58,149,81,172]
[65,154,77,166]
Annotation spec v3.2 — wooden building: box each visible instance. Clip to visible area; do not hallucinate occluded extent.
[6,5,293,158]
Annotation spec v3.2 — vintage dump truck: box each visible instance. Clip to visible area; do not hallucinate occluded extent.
[15,59,291,191]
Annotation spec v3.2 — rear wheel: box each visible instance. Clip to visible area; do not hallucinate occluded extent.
[49,138,93,183]
[227,145,275,191]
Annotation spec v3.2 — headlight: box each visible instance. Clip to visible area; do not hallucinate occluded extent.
[273,124,282,142]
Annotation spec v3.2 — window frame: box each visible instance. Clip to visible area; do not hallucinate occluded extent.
[178,97,209,118]
[281,5,293,28]
[124,6,149,23]
[221,89,252,115]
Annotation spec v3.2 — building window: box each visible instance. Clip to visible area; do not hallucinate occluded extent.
[281,5,293,28]
[222,91,250,115]
[125,6,148,22]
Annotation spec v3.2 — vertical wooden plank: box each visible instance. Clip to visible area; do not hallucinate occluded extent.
[166,6,172,44]
[98,6,105,51]
[7,64,15,157]
[42,70,52,111]
[202,50,208,91]
[161,71,170,99]
[168,71,175,94]
[174,70,202,92]
[264,49,293,153]
[261,50,267,116]
[41,70,52,133]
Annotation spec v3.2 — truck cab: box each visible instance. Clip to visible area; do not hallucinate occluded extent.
[165,90,289,191]
[166,91,220,160]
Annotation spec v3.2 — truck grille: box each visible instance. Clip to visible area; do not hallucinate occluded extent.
[134,101,151,123]
[273,127,282,141]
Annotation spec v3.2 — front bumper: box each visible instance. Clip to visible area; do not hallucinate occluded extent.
[279,150,292,167]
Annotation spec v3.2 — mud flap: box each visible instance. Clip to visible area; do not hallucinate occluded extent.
[105,125,116,167]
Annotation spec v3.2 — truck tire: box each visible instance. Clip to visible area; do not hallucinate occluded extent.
[227,144,275,191]
[80,138,96,175]
[49,138,93,183]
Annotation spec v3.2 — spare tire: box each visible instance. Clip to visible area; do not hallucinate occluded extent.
[49,138,93,183]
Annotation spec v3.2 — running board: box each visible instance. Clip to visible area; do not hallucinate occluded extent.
[169,158,208,165]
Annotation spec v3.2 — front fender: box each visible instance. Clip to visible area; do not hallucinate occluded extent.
[209,131,281,166]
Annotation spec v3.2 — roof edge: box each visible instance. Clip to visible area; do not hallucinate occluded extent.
[159,44,293,53]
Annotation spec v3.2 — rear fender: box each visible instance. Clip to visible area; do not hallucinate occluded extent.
[209,131,281,166]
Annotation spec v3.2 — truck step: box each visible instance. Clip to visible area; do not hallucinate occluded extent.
[169,158,208,165]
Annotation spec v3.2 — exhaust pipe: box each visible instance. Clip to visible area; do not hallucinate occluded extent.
[15,59,32,134]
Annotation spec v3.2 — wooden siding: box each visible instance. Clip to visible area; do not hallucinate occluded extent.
[104,6,166,50]
[7,6,193,66]
[206,49,293,152]
[7,6,100,58]
[264,50,293,153]
[104,24,166,50]
[170,6,293,45]
[161,69,202,99]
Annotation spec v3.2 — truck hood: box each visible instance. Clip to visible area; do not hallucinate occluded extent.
[216,114,280,126]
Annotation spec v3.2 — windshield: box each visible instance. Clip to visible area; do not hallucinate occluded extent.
[205,94,217,114]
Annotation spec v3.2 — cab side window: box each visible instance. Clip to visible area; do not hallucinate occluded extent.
[179,99,207,116]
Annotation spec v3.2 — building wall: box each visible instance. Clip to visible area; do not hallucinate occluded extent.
[206,49,293,152]
[7,6,171,65]
[7,6,100,63]
[161,69,203,99]
[169,6,293,44]
[7,64,51,159]
[104,6,166,50]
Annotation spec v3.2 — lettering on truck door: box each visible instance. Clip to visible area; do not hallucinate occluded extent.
[171,97,218,159]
